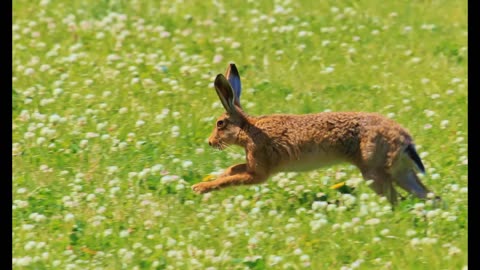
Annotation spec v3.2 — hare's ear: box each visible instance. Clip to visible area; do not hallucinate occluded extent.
[225,63,242,108]
[214,74,241,116]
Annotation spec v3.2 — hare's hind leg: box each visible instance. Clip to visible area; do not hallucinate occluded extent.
[393,169,429,199]
[192,163,268,194]
[361,169,399,205]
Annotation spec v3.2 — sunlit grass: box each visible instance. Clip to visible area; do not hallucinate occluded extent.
[13,0,467,269]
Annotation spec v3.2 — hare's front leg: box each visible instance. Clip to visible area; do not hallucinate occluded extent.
[192,163,267,194]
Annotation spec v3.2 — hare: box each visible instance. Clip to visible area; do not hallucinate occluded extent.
[192,63,436,205]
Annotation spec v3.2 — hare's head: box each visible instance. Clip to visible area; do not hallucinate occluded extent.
[208,64,247,150]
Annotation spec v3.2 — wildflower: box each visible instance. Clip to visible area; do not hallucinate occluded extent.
[213,54,223,63]
[24,67,35,76]
[182,160,193,168]
[24,241,36,251]
[119,230,130,238]
[448,246,461,256]
[64,213,75,222]
[330,181,345,189]
[365,218,380,226]
[79,139,88,148]
[135,120,145,127]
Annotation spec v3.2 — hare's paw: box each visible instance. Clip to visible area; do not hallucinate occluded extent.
[192,182,215,194]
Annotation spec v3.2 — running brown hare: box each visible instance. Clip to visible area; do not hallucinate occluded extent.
[192,63,437,205]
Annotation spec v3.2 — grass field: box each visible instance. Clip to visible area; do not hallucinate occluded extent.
[12,0,467,269]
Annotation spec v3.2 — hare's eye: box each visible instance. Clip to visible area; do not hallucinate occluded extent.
[216,120,225,128]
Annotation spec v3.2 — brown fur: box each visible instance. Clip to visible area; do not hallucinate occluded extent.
[192,64,434,205]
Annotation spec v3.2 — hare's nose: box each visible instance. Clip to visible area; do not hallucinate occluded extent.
[208,141,212,146]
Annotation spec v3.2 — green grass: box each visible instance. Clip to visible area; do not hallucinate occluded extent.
[13,0,467,269]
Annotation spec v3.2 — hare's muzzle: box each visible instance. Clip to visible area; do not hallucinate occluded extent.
[208,137,225,150]
[208,137,216,147]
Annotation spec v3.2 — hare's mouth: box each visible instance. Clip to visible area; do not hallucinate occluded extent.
[211,141,228,150]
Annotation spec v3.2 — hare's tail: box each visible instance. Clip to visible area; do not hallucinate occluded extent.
[405,144,425,174]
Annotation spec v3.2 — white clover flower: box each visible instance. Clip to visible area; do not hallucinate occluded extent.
[161,175,175,184]
[365,218,380,226]
[103,229,112,237]
[142,78,156,88]
[172,111,181,118]
[22,224,34,230]
[421,78,430,84]
[250,207,260,215]
[151,164,164,173]
[16,256,32,266]
[451,77,462,84]
[79,139,88,148]
[447,215,457,222]
[64,213,75,222]
[322,66,334,74]
[410,57,421,63]
[291,248,302,255]
[330,6,339,13]
[36,242,46,249]
[229,41,241,49]
[86,132,99,138]
[86,193,96,201]
[424,110,435,117]
[24,67,35,76]
[300,254,310,262]
[176,183,185,191]
[49,87,63,97]
[446,89,455,95]
[341,222,352,229]
[248,237,259,245]
[24,131,35,139]
[440,120,449,128]
[94,206,106,215]
[24,241,36,251]
[29,213,46,222]
[351,259,364,269]
[119,230,130,238]
[419,152,428,158]
[268,255,282,265]
[380,229,390,235]
[118,142,128,149]
[448,246,461,256]
[182,160,193,168]
[421,237,438,245]
[135,120,145,127]
[241,200,250,208]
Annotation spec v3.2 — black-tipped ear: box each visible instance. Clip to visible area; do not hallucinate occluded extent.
[214,74,239,116]
[225,63,242,108]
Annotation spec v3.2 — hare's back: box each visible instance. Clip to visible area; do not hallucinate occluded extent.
[255,112,410,140]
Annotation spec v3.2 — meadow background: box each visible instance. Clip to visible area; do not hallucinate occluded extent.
[12,0,467,269]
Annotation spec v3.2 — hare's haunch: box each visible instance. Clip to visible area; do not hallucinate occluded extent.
[192,63,436,205]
